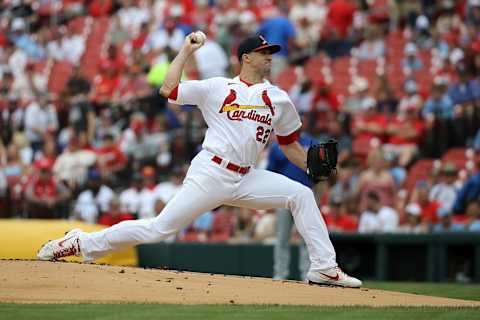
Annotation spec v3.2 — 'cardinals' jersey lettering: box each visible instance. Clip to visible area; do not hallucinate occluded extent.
[169,76,301,166]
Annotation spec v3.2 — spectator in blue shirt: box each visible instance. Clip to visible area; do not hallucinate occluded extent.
[470,220,480,231]
[193,211,214,233]
[401,43,423,72]
[422,83,455,120]
[448,70,477,106]
[470,77,480,101]
[257,9,296,78]
[422,79,461,156]
[267,132,316,280]
[267,133,315,188]
[473,129,480,151]
[9,18,45,60]
[452,156,480,214]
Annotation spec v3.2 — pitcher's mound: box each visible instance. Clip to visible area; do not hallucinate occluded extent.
[0,260,478,306]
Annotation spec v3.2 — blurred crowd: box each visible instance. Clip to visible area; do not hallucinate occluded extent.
[0,0,480,242]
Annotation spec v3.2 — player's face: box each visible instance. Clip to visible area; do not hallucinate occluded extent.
[247,50,272,76]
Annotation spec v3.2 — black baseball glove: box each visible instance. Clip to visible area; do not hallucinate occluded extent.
[307,139,338,183]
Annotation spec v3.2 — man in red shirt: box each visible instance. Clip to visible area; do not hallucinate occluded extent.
[351,97,387,147]
[25,159,71,219]
[99,45,126,74]
[320,0,357,58]
[309,80,340,134]
[98,197,134,226]
[415,182,441,226]
[88,0,113,17]
[384,104,425,167]
[95,134,128,184]
[323,196,358,232]
[91,61,121,108]
[326,0,356,38]
[117,64,151,104]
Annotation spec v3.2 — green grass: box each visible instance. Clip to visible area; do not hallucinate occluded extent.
[364,281,480,301]
[0,304,479,320]
[1,282,480,320]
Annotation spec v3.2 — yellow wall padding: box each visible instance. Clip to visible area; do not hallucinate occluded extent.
[0,219,137,266]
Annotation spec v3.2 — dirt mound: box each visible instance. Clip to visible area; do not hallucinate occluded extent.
[0,260,478,306]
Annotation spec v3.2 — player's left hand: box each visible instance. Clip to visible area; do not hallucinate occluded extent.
[306,139,338,183]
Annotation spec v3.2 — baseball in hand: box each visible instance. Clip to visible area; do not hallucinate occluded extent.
[191,31,206,45]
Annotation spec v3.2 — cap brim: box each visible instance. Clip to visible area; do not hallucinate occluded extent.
[253,44,281,54]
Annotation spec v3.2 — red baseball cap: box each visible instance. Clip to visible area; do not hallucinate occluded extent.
[35,158,54,171]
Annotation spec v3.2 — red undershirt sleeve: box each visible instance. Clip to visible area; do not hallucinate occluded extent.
[276,130,300,145]
[167,86,178,100]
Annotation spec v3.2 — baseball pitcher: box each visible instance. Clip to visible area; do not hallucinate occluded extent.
[38,32,361,287]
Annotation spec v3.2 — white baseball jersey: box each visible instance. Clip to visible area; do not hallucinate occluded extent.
[168,76,302,166]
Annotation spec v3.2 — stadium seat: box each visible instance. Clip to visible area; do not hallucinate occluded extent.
[404,159,435,191]
[80,17,110,81]
[47,60,73,94]
[331,56,351,76]
[304,53,328,81]
[441,148,469,169]
[274,66,297,91]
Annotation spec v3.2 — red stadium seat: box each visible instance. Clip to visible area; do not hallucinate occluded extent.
[80,17,110,81]
[386,31,406,48]
[331,56,351,76]
[47,60,73,94]
[441,148,469,169]
[274,66,297,91]
[357,60,377,77]
[404,159,435,191]
[304,53,328,81]
[330,75,351,96]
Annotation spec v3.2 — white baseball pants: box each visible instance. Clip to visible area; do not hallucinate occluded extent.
[79,150,337,271]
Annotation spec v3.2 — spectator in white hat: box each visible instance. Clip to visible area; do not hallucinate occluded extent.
[396,203,427,234]
[402,42,423,72]
[414,15,432,49]
[398,78,423,114]
[429,162,460,213]
[343,77,374,115]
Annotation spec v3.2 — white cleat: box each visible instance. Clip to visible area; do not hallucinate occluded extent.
[37,229,83,261]
[306,267,362,288]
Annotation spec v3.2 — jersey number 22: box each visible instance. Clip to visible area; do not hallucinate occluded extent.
[256,126,271,144]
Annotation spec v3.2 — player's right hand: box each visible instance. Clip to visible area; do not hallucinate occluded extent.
[183,31,206,53]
